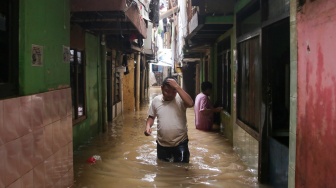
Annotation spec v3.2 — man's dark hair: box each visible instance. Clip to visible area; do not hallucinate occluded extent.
[162,76,177,86]
[201,81,212,92]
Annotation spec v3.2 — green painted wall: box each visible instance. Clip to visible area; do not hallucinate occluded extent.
[210,47,216,100]
[211,28,236,144]
[229,24,237,144]
[73,33,102,149]
[200,59,204,83]
[19,0,70,95]
[235,0,252,12]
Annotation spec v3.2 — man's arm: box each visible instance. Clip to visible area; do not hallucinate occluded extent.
[144,115,155,136]
[200,107,223,115]
[167,79,194,107]
[198,95,222,114]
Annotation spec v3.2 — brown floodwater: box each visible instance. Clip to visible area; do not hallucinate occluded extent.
[73,87,266,188]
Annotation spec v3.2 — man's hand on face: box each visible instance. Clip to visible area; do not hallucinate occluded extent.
[166,78,179,89]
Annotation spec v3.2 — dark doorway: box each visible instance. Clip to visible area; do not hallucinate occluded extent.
[216,38,231,114]
[264,18,290,144]
[182,63,196,100]
[262,17,290,187]
[106,51,113,122]
[0,0,19,99]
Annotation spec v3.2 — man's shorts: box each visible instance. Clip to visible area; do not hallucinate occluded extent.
[156,139,190,163]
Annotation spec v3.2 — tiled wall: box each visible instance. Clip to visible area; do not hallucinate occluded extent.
[232,123,259,174]
[112,102,123,119]
[221,113,233,144]
[288,0,297,187]
[269,138,289,187]
[0,88,73,188]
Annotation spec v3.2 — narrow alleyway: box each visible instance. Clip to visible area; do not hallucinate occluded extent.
[73,87,264,188]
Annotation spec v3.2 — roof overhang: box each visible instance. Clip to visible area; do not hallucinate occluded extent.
[183,0,234,58]
[184,13,233,58]
[191,0,235,15]
[71,0,147,39]
[183,58,201,62]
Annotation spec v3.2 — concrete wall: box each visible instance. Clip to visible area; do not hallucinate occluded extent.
[288,0,298,187]
[177,0,188,63]
[296,0,336,187]
[222,113,233,143]
[233,124,259,172]
[112,102,123,119]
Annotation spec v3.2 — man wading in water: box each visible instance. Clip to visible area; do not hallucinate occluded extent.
[144,77,194,163]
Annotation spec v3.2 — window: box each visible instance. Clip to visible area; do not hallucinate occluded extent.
[237,1,260,37]
[237,36,261,131]
[152,64,158,71]
[263,0,289,22]
[70,49,86,122]
[217,39,231,114]
[0,0,18,99]
[114,72,121,104]
[113,52,122,104]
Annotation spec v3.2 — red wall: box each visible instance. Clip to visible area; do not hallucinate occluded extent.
[297,0,336,187]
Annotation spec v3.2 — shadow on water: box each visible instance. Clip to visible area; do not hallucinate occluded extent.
[73,87,268,188]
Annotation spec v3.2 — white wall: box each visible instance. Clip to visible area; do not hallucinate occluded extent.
[177,0,188,62]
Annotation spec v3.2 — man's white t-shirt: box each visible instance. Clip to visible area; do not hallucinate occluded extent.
[148,94,188,147]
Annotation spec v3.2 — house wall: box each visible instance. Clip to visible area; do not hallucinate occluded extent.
[214,29,236,144]
[0,89,73,188]
[209,13,259,173]
[0,1,73,187]
[231,17,258,171]
[177,0,188,63]
[72,33,102,149]
[213,2,260,175]
[296,0,336,187]
[19,0,70,95]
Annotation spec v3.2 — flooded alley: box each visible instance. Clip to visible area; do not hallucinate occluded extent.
[73,87,264,188]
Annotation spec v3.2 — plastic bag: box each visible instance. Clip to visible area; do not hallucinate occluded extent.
[87,155,102,164]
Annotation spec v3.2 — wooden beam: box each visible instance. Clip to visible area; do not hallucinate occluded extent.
[72,18,126,23]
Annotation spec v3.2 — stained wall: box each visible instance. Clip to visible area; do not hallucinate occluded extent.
[296,0,336,187]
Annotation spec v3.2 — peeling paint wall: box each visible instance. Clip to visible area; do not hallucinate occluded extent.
[123,55,136,112]
[177,0,188,63]
[296,0,336,187]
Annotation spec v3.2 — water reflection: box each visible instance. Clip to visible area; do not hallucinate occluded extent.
[73,87,266,188]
